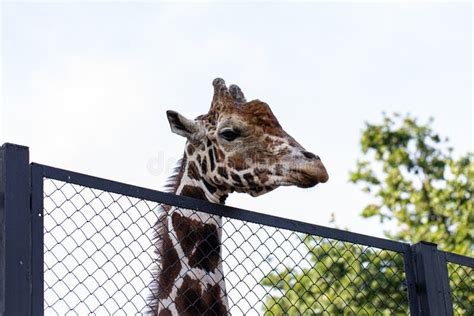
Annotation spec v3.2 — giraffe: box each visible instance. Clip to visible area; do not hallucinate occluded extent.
[149,78,328,315]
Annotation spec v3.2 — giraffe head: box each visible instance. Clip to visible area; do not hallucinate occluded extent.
[166,78,328,200]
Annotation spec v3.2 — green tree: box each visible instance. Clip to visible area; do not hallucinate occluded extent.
[261,236,408,315]
[261,113,473,315]
[350,113,473,255]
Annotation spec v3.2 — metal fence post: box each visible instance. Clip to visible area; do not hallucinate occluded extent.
[30,163,44,316]
[412,241,454,316]
[0,143,31,316]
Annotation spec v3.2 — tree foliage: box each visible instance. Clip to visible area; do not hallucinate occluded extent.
[350,113,473,255]
[261,236,407,315]
[261,113,473,314]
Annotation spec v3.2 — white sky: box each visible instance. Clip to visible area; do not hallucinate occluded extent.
[1,2,472,238]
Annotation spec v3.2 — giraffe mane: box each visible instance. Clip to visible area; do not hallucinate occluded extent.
[148,155,186,313]
[163,155,187,194]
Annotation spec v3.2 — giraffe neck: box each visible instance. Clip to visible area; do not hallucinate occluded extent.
[154,156,229,315]
[174,155,229,204]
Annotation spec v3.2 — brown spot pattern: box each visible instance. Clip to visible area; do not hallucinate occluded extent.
[158,231,181,299]
[202,179,217,194]
[219,194,228,204]
[201,157,208,174]
[252,187,263,194]
[171,213,220,273]
[186,144,195,156]
[243,173,256,186]
[158,308,172,316]
[187,161,200,180]
[217,167,228,179]
[202,283,227,316]
[230,173,243,186]
[175,276,226,316]
[180,185,207,200]
[208,148,216,171]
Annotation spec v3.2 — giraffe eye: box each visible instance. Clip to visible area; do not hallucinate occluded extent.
[219,129,240,141]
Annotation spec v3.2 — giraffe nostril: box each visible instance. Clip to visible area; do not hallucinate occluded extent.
[302,151,320,160]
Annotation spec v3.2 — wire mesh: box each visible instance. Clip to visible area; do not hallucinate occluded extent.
[43,178,158,314]
[43,178,409,315]
[447,262,473,315]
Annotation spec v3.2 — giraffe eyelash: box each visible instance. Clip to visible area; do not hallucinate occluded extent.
[219,129,240,141]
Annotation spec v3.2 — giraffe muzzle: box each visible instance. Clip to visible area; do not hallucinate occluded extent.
[289,157,329,188]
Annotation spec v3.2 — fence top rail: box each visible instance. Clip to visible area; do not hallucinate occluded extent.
[443,251,474,268]
[33,162,412,253]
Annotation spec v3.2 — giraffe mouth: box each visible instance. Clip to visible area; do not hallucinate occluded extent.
[289,166,329,188]
[290,171,320,188]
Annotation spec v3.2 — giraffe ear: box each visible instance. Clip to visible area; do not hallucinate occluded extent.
[166,110,198,138]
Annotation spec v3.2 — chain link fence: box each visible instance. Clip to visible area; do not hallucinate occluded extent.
[43,178,157,314]
[1,145,473,316]
[43,178,410,315]
[447,262,473,315]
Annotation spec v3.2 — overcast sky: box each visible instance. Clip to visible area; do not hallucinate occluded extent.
[1,2,472,238]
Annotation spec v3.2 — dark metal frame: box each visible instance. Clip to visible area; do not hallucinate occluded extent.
[0,144,31,315]
[0,143,472,315]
